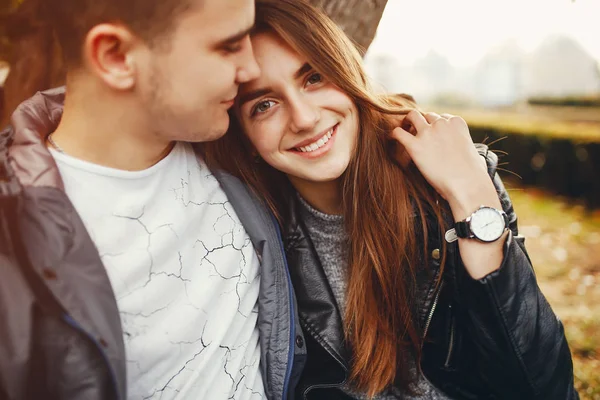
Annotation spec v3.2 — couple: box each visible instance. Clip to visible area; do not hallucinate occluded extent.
[0,0,578,399]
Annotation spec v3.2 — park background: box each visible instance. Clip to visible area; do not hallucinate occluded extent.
[1,0,599,398]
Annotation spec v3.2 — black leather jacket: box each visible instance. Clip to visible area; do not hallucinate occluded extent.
[282,145,578,400]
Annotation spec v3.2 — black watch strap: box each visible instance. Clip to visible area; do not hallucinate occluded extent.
[447,207,509,243]
[454,220,470,238]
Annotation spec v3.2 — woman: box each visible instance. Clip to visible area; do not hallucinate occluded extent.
[202,0,578,399]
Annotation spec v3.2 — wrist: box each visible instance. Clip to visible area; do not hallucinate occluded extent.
[446,179,502,222]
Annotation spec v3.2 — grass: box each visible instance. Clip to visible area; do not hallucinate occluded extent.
[506,183,600,399]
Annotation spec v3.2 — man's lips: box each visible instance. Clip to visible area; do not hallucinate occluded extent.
[222,92,237,106]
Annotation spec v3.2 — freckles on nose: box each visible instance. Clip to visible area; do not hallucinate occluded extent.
[291,103,318,130]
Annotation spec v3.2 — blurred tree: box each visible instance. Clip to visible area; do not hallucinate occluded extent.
[308,0,388,54]
[0,0,388,126]
[0,0,24,62]
[1,0,64,126]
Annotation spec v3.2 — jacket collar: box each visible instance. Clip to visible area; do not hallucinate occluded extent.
[2,86,65,190]
[283,195,350,369]
[282,194,451,362]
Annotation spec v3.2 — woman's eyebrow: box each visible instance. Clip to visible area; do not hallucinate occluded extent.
[294,63,313,79]
[238,88,272,107]
[237,63,313,107]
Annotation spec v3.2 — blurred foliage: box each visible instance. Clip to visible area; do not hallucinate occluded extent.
[428,104,600,207]
[458,108,600,143]
[470,126,600,208]
[529,95,600,108]
[431,104,600,207]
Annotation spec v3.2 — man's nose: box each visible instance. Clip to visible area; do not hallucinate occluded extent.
[236,38,261,83]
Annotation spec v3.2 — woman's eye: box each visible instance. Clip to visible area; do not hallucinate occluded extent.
[306,73,323,86]
[252,100,275,116]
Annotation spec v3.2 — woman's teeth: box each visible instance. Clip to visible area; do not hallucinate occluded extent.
[297,128,334,153]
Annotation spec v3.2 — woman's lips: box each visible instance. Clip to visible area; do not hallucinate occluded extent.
[289,124,338,159]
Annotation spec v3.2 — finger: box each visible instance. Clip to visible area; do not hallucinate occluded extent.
[390,126,417,150]
[440,113,454,119]
[404,110,429,133]
[424,112,443,124]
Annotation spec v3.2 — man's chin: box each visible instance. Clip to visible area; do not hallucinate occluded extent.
[189,116,230,143]
[206,118,230,141]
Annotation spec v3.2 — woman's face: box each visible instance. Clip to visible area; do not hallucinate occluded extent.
[235,32,359,187]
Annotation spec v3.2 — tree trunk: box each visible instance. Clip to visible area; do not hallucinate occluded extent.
[0,0,388,126]
[308,0,388,54]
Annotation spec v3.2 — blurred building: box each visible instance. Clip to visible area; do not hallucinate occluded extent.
[365,34,600,107]
[473,40,525,107]
[524,35,600,97]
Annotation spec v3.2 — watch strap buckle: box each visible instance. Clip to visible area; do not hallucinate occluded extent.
[444,228,459,243]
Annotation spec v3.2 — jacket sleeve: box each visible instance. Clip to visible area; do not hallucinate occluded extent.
[451,144,578,400]
[0,125,39,399]
[1,125,116,400]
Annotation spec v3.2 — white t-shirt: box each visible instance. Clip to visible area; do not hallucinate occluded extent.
[50,142,265,400]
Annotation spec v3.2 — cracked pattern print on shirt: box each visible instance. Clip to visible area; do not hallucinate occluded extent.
[50,143,265,400]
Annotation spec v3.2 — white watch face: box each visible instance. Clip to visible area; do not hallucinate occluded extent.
[470,207,506,242]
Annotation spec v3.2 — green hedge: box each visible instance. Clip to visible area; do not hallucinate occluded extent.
[527,96,600,108]
[470,126,600,209]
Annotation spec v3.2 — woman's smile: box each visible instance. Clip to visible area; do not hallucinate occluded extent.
[289,123,338,159]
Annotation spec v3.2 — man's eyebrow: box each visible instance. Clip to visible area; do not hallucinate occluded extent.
[294,63,313,79]
[238,88,272,107]
[217,25,254,47]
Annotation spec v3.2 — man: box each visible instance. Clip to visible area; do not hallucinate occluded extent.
[0,0,305,399]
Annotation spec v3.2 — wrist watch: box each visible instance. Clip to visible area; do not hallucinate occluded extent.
[445,205,509,243]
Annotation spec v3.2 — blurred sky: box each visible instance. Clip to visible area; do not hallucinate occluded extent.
[367,0,600,67]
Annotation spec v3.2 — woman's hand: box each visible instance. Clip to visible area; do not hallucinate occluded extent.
[391,111,500,220]
[391,111,507,280]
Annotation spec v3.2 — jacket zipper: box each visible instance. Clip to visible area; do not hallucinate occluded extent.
[444,308,456,367]
[303,380,348,400]
[303,363,348,399]
[423,281,443,339]
[300,319,348,399]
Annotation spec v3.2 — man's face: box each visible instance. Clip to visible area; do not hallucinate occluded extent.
[136,0,260,143]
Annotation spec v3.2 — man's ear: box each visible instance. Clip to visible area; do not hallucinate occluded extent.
[83,23,139,90]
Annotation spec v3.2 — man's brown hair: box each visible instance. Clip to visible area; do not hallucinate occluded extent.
[45,0,195,65]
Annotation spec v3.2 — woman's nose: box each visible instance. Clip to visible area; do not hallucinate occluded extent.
[289,94,319,133]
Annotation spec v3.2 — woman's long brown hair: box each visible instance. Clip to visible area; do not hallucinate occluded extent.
[202,0,449,397]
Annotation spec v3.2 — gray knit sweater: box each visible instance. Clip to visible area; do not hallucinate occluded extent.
[297,195,451,400]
